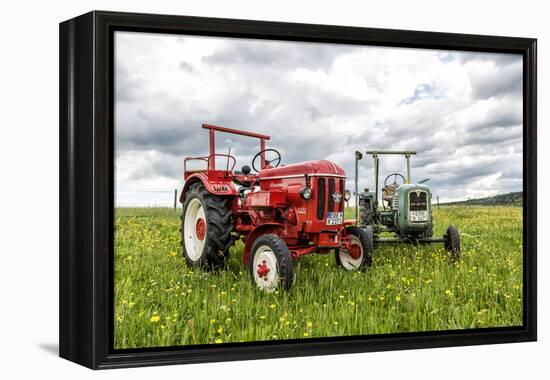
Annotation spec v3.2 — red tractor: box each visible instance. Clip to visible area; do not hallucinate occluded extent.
[180,124,373,291]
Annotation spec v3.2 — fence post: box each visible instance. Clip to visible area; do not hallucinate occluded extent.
[437,196,440,209]
[174,189,177,210]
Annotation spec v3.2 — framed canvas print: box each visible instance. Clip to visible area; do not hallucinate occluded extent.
[59,11,537,369]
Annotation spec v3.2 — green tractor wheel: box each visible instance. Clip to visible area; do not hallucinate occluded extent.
[444,225,460,261]
[425,222,433,238]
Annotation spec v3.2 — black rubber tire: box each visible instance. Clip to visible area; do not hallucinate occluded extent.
[360,206,374,226]
[444,225,460,261]
[424,222,434,238]
[335,225,374,270]
[249,234,294,291]
[181,182,234,269]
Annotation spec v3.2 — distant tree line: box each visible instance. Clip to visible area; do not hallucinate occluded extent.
[439,192,523,206]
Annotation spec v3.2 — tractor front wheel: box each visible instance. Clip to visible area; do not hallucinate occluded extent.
[336,226,374,271]
[181,182,234,269]
[444,225,461,261]
[249,234,294,292]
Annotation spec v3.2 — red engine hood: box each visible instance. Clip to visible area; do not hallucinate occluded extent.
[259,160,346,179]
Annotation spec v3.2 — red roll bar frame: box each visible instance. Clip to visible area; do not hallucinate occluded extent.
[202,124,271,170]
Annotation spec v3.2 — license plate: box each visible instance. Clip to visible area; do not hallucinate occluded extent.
[410,210,428,222]
[326,212,343,225]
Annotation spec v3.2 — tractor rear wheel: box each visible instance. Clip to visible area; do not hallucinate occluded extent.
[360,207,374,226]
[249,234,294,292]
[444,225,460,261]
[181,182,234,269]
[336,226,373,271]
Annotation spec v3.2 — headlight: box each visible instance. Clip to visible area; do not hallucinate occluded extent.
[300,187,313,200]
[344,189,351,201]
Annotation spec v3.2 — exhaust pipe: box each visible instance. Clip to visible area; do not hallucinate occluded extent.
[354,151,363,225]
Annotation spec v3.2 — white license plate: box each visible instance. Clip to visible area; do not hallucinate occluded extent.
[410,210,428,222]
[326,212,343,225]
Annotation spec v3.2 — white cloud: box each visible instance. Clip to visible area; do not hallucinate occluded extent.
[115,32,523,205]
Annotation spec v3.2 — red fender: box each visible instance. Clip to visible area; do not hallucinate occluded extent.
[242,223,284,265]
[179,172,237,204]
[343,219,356,227]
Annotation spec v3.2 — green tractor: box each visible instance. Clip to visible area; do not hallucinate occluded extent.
[353,150,460,259]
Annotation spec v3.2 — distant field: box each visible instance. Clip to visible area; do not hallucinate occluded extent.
[114,206,523,348]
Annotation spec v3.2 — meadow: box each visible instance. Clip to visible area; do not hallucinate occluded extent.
[114,206,523,348]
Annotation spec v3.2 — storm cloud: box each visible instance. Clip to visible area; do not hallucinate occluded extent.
[114,32,523,206]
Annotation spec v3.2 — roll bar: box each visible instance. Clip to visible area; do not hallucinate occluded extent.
[354,150,418,221]
[202,124,271,170]
[365,150,417,184]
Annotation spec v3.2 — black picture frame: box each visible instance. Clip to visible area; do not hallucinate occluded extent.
[59,10,537,369]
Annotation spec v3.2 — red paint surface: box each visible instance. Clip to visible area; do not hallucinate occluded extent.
[195,218,206,241]
[256,260,270,279]
[182,124,355,265]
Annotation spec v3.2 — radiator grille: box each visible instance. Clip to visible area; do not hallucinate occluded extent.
[317,178,326,220]
[409,191,428,211]
[327,178,335,212]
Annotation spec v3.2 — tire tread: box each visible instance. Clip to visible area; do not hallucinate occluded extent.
[181,183,234,269]
[249,234,294,291]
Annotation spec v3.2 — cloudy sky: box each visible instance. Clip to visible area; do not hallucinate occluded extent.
[115,31,523,206]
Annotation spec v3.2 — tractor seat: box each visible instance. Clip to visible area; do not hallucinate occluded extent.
[382,184,398,203]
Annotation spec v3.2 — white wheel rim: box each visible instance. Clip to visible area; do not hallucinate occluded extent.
[252,245,279,292]
[339,235,363,270]
[183,198,207,261]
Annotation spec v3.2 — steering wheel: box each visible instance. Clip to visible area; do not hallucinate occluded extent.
[252,149,281,172]
[384,173,406,188]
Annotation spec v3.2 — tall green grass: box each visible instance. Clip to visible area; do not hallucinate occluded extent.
[114,206,522,348]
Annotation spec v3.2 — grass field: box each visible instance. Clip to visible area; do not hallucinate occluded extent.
[114,206,523,349]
